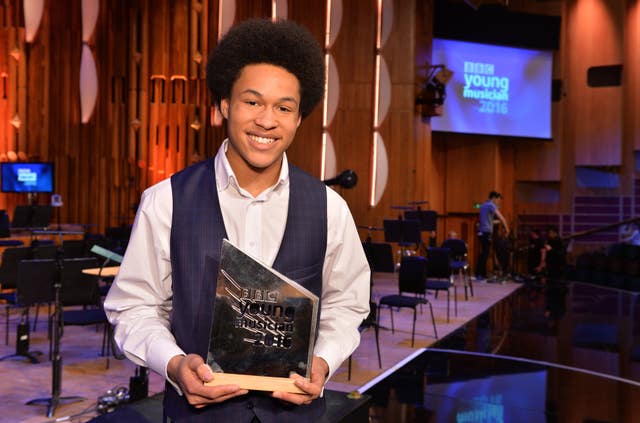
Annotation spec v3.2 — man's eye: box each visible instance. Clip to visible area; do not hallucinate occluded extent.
[246,100,258,106]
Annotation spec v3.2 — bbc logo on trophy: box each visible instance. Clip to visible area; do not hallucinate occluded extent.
[205,239,319,393]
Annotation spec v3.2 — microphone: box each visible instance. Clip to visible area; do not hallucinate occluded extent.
[323,170,358,189]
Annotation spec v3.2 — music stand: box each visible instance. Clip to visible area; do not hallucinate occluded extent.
[383,219,422,244]
[404,210,437,232]
[26,251,86,417]
[383,218,423,264]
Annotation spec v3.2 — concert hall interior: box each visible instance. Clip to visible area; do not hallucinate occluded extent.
[1,0,640,422]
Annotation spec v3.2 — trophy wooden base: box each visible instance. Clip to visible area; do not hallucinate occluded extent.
[205,373,307,394]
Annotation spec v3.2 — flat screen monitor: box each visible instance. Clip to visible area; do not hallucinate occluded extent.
[431,38,553,140]
[1,162,54,193]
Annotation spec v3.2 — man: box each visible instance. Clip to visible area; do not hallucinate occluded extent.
[104,19,370,422]
[527,228,547,276]
[475,190,509,281]
[544,226,566,278]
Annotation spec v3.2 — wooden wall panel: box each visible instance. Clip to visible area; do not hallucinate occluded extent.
[626,1,640,152]
[441,135,500,213]
[374,0,418,222]
[285,0,325,177]
[235,0,270,21]
[567,0,624,166]
[329,0,375,228]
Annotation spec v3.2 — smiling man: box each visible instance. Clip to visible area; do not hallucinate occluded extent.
[104,18,371,423]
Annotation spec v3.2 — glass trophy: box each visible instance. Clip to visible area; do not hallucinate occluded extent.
[205,239,319,393]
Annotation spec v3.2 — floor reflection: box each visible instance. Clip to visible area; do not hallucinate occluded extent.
[362,279,640,422]
[435,279,640,383]
[362,348,640,423]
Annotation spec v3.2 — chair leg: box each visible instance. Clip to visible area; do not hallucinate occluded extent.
[454,286,458,317]
[427,301,438,339]
[33,304,39,332]
[446,290,450,323]
[374,323,382,368]
[461,270,469,301]
[347,355,352,380]
[410,308,417,347]
[5,306,9,346]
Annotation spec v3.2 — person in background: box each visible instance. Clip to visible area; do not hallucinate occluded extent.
[104,18,370,423]
[527,228,547,276]
[544,226,566,279]
[475,190,509,281]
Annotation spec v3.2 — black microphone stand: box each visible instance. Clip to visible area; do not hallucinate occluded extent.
[26,247,84,417]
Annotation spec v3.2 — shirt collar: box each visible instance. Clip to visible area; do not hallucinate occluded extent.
[214,139,290,196]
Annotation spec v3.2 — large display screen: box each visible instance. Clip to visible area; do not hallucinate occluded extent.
[1,162,54,193]
[431,38,553,139]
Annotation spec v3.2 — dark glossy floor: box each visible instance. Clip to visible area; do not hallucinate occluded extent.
[361,278,640,422]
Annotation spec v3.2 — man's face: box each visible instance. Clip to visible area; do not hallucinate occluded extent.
[220,63,302,178]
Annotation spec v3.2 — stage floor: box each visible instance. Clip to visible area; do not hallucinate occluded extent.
[1,273,638,422]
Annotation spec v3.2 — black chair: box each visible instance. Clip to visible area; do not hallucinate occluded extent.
[59,257,111,368]
[426,247,458,323]
[0,246,34,344]
[0,259,57,363]
[378,256,438,347]
[441,238,474,299]
[348,301,382,380]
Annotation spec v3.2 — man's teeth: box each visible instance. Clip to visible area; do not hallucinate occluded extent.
[249,135,276,144]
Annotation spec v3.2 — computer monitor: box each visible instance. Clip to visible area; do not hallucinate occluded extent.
[1,162,54,193]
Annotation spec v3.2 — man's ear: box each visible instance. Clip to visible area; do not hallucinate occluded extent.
[219,99,229,120]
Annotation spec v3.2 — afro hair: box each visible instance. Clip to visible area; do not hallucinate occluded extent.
[206,18,325,119]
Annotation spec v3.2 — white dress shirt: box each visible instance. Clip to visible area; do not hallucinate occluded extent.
[104,140,371,387]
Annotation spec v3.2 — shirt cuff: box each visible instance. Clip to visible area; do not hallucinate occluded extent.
[146,338,186,395]
[313,343,341,381]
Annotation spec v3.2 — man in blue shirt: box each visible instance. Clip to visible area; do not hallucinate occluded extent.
[475,191,509,281]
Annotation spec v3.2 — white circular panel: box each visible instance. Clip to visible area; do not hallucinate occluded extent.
[82,0,100,42]
[323,132,337,180]
[380,0,394,48]
[275,0,288,20]
[80,44,98,123]
[373,132,388,206]
[377,56,391,126]
[327,0,343,48]
[219,0,236,39]
[326,54,340,126]
[24,0,44,42]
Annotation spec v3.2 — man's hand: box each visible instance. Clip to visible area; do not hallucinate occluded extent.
[272,356,329,405]
[167,354,248,408]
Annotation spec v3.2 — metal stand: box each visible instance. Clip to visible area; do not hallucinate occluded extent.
[26,249,85,418]
[0,313,42,364]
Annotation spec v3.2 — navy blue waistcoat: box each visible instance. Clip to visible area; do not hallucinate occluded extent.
[165,158,327,422]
